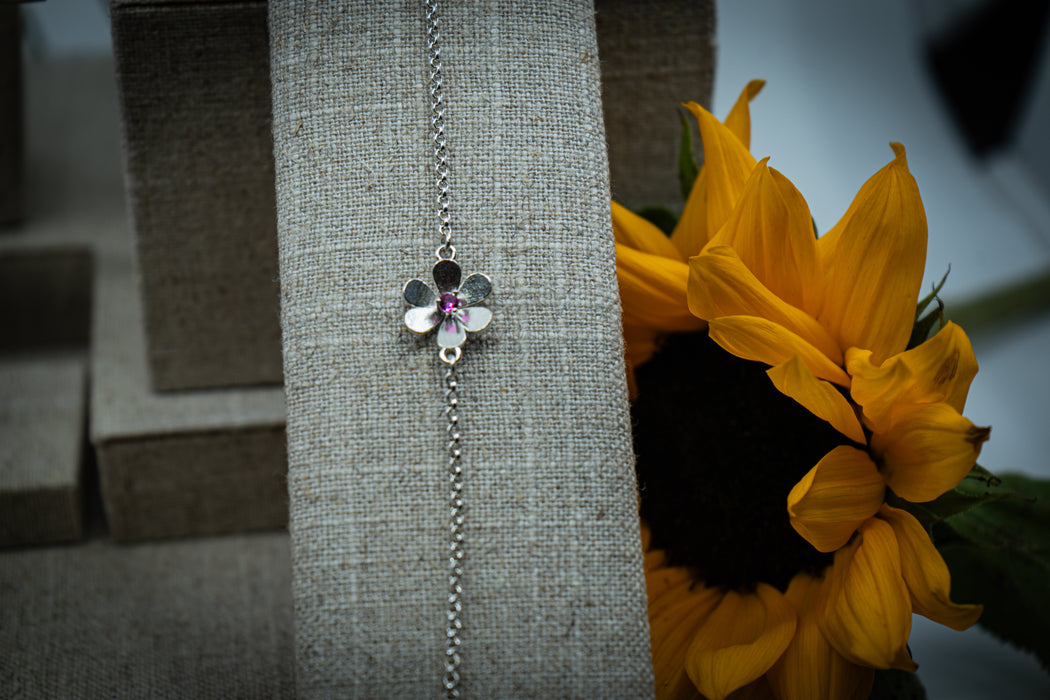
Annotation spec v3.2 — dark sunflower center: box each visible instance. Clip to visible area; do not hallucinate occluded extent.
[633,331,847,591]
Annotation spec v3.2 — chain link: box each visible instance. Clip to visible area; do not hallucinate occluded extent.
[426,2,464,697]
[425,0,454,261]
[443,363,464,698]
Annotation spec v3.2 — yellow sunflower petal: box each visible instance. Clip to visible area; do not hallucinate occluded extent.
[934,323,980,413]
[624,324,661,376]
[848,322,979,428]
[673,101,758,255]
[708,316,851,386]
[873,402,990,503]
[817,143,928,364]
[844,347,912,431]
[657,672,704,700]
[649,569,703,618]
[617,243,703,332]
[684,583,797,700]
[788,446,885,553]
[644,547,669,574]
[689,245,841,363]
[613,200,686,261]
[767,573,875,700]
[878,504,983,631]
[642,566,701,617]
[651,585,723,700]
[723,79,766,148]
[707,160,823,316]
[767,355,865,443]
[821,518,917,671]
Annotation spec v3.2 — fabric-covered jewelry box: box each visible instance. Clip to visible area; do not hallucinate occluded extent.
[110,0,281,391]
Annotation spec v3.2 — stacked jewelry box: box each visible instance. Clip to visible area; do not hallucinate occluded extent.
[111,0,281,391]
[92,0,286,541]
[0,54,100,547]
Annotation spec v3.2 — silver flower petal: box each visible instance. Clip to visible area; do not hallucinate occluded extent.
[433,259,461,294]
[436,316,467,348]
[405,306,442,333]
[457,273,492,306]
[403,279,436,308]
[456,306,492,332]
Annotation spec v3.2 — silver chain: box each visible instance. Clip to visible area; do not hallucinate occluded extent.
[443,363,464,697]
[426,0,455,262]
[426,1,465,697]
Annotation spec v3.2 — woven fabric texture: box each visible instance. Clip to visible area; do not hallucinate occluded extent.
[270,1,652,696]
[595,0,716,210]
[91,237,287,541]
[111,0,282,390]
[0,356,84,547]
[0,532,293,699]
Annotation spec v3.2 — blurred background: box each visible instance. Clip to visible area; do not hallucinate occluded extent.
[5,0,1050,697]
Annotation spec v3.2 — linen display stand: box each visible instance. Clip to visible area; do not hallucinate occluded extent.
[270,0,712,694]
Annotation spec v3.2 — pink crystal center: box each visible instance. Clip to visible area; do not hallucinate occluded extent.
[439,293,460,314]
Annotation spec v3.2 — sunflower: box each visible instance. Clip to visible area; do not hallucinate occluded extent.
[614,79,765,382]
[617,88,990,699]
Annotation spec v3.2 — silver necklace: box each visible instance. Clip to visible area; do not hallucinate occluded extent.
[402,2,493,696]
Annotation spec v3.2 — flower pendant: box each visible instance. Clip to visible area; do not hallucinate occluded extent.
[404,259,493,350]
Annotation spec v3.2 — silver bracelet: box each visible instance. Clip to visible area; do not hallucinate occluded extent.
[402,1,493,696]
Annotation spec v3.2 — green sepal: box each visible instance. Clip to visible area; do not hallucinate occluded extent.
[869,669,927,700]
[915,267,951,320]
[678,111,700,201]
[907,268,950,349]
[635,206,678,237]
[930,472,1050,672]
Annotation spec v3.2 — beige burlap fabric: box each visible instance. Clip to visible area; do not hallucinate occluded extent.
[111,0,282,391]
[271,1,652,696]
[0,355,84,547]
[596,0,716,210]
[0,532,293,698]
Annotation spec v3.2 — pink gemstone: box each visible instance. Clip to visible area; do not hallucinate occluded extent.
[439,293,459,314]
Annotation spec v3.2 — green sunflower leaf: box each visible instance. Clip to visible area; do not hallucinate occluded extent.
[636,206,678,237]
[870,669,927,700]
[678,110,700,201]
[887,464,1006,528]
[931,472,1050,672]
[962,463,1002,486]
